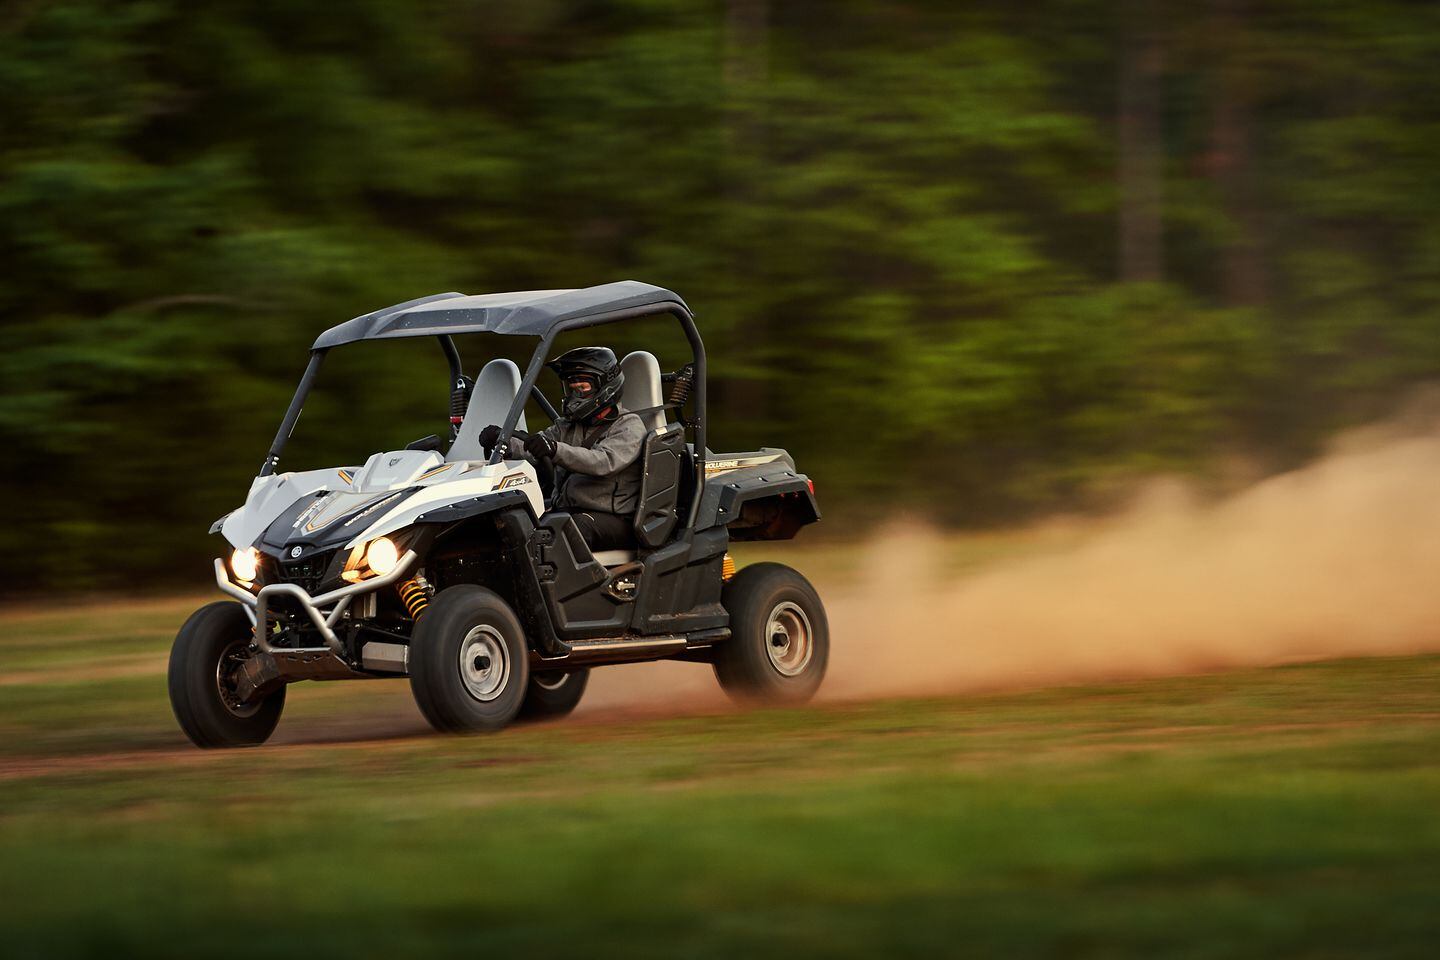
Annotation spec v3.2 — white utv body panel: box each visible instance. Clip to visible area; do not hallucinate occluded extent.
[353,449,446,488]
[221,453,543,551]
[343,459,541,547]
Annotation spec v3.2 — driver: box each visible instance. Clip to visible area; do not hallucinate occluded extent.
[478,347,645,550]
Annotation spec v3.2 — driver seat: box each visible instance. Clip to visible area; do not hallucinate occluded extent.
[447,359,527,462]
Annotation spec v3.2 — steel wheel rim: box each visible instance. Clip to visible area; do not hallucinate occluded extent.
[215,639,261,718]
[764,601,813,677]
[459,625,511,702]
[532,671,568,691]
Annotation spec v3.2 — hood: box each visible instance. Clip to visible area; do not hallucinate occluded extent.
[256,488,414,562]
[218,449,543,557]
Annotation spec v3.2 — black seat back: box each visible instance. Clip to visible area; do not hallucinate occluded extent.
[634,423,684,549]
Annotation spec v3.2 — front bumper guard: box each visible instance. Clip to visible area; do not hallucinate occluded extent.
[213,551,419,656]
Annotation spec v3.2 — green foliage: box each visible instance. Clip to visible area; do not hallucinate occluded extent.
[2,0,1439,589]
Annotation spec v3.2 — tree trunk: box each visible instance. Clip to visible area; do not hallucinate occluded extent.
[1209,0,1268,306]
[723,0,768,107]
[722,0,770,427]
[1118,0,1165,283]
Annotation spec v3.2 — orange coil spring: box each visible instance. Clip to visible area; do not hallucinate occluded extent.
[721,553,736,580]
[397,576,432,620]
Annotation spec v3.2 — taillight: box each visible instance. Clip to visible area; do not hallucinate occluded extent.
[806,478,815,496]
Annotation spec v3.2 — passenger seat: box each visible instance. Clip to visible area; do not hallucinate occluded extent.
[446,359,527,462]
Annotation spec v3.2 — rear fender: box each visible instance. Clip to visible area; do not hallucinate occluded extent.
[695,450,820,539]
[717,479,819,541]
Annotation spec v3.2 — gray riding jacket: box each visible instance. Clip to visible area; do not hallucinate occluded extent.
[505,410,647,516]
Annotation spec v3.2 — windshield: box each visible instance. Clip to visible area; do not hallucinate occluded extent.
[274,336,543,474]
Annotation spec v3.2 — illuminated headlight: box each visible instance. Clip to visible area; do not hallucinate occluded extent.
[365,536,400,576]
[341,536,402,583]
[230,547,260,583]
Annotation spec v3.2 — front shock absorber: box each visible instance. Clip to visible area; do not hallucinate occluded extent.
[397,573,433,620]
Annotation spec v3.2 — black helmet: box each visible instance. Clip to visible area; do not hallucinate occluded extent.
[547,346,624,423]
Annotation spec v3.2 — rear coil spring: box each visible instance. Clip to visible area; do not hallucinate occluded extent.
[668,364,694,407]
[450,376,472,433]
[397,575,433,620]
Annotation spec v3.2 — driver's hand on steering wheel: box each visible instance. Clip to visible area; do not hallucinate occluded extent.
[524,433,557,461]
[478,424,502,454]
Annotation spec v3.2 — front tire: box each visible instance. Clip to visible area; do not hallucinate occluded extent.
[713,563,829,705]
[409,585,529,733]
[168,601,286,748]
[517,669,589,721]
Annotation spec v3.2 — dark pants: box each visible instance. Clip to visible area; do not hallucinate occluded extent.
[568,511,635,551]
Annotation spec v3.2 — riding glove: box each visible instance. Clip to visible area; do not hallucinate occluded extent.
[478,424,502,454]
[525,433,558,461]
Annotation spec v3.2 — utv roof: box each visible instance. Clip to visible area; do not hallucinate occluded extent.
[312,280,690,350]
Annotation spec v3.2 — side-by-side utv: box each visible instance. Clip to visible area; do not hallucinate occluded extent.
[169,281,827,747]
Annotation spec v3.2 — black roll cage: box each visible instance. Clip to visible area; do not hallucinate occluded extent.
[259,302,709,527]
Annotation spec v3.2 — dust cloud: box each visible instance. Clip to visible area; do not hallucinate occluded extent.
[582,412,1440,712]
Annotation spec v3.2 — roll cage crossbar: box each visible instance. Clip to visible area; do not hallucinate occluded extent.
[258,282,707,520]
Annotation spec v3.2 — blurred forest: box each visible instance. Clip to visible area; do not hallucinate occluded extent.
[3,0,1439,592]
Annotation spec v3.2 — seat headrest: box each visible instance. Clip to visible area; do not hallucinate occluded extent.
[619,351,665,432]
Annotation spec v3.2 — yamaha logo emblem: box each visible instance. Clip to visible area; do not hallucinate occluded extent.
[290,546,303,558]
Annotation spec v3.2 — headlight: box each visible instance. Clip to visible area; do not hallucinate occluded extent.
[230,547,260,583]
[365,536,399,576]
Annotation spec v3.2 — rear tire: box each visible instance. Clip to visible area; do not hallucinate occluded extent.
[713,563,829,705]
[168,601,286,748]
[517,669,589,721]
[409,585,529,733]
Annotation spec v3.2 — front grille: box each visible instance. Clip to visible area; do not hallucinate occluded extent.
[277,550,335,594]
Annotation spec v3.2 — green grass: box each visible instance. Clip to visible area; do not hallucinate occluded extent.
[1,596,1438,958]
